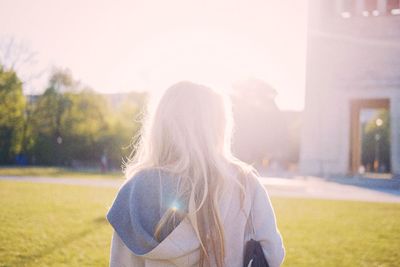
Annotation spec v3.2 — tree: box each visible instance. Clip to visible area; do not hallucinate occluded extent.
[61,89,110,165]
[30,69,75,165]
[0,36,44,92]
[102,92,147,168]
[231,78,285,166]
[0,37,47,163]
[0,66,26,164]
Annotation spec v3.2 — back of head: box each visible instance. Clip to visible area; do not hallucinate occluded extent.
[124,81,257,267]
[149,81,230,169]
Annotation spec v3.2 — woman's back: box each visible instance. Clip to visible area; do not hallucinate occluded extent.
[106,81,284,266]
[107,168,285,267]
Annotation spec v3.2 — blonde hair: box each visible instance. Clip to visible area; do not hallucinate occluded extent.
[124,81,257,267]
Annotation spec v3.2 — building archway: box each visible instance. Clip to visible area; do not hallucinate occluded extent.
[349,98,391,176]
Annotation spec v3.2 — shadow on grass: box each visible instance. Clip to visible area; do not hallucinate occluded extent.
[93,216,108,224]
[10,217,108,266]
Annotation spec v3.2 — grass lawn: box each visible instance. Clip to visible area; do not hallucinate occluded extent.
[275,198,400,267]
[0,167,123,179]
[1,181,399,267]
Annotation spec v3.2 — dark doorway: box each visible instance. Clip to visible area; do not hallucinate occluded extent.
[350,99,392,178]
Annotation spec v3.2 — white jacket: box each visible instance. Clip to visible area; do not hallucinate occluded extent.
[107,170,285,267]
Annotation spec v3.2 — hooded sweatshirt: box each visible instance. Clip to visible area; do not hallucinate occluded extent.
[106,168,285,267]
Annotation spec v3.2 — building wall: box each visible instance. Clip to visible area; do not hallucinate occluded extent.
[300,0,400,177]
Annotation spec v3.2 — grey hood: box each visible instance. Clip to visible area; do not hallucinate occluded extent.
[106,169,200,264]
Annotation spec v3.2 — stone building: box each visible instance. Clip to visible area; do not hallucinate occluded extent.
[300,0,400,178]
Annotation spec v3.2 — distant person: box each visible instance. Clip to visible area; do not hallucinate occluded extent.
[106,81,285,267]
[101,152,108,173]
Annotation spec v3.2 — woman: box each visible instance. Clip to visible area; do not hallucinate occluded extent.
[106,81,285,267]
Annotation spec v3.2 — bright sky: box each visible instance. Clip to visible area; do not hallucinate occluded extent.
[0,0,308,110]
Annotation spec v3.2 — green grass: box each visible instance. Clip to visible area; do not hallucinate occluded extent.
[275,198,400,267]
[0,167,123,179]
[0,181,116,267]
[0,181,399,267]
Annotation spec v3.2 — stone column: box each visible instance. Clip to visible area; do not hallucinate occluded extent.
[377,0,387,14]
[390,97,400,178]
[335,0,343,14]
[355,0,365,15]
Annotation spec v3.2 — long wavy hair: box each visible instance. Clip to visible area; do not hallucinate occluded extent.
[124,81,257,267]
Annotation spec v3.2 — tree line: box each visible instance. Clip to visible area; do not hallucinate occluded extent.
[0,66,146,169]
[1,62,302,172]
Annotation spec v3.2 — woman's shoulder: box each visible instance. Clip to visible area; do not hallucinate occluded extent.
[119,168,183,203]
[109,169,157,205]
[240,168,264,193]
[122,168,169,188]
[108,167,178,218]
